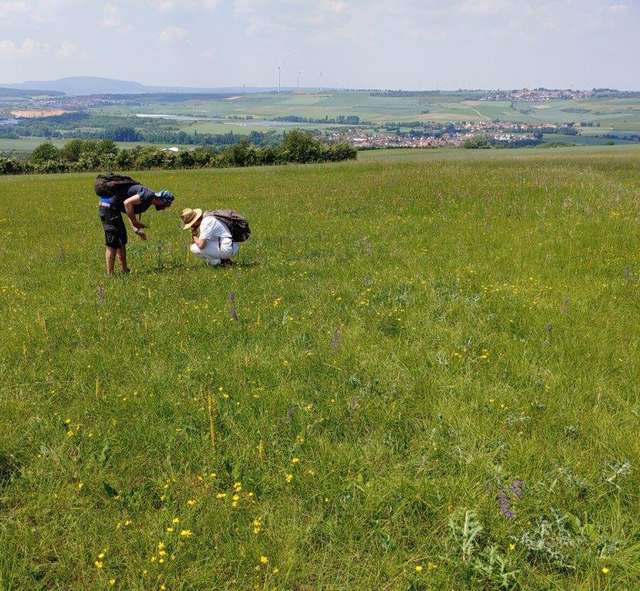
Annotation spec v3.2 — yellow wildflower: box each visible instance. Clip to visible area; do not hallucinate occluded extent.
[415,565,423,573]
[180,529,193,538]
[602,567,610,574]
[285,474,293,483]
[260,555,269,565]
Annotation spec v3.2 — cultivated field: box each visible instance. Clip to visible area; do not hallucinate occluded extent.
[97,91,640,130]
[1,149,639,590]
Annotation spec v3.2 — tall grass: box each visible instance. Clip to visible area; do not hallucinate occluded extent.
[1,151,639,590]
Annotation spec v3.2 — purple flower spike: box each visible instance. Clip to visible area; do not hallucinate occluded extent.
[511,480,525,499]
[497,490,515,519]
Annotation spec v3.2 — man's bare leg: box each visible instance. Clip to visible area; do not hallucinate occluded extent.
[105,247,117,275]
[116,247,130,273]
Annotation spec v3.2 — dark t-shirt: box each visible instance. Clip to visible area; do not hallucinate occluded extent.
[112,185,156,213]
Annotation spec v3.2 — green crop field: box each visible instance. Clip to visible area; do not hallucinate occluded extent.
[175,121,333,135]
[95,92,640,130]
[1,149,640,590]
[0,137,69,154]
[97,92,433,123]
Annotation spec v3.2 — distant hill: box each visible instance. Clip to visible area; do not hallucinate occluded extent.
[0,76,276,96]
[3,77,145,95]
[0,86,65,98]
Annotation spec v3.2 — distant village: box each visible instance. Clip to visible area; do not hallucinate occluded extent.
[480,88,594,102]
[323,121,577,149]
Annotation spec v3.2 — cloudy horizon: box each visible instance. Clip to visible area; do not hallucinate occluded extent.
[0,0,638,90]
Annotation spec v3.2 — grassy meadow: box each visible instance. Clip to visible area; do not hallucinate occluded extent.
[1,148,640,590]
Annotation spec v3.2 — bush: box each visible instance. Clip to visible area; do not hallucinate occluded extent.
[0,157,31,174]
[281,130,325,163]
[326,143,357,162]
[33,159,69,174]
[59,139,85,163]
[31,142,60,164]
[464,135,491,149]
[0,133,357,176]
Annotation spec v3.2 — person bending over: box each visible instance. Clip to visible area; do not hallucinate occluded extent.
[180,208,241,267]
[98,184,174,275]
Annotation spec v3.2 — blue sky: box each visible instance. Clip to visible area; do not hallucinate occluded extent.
[0,0,638,89]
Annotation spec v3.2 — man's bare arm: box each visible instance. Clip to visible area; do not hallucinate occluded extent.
[123,195,145,229]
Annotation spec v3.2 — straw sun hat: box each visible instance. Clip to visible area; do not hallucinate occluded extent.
[180,208,203,230]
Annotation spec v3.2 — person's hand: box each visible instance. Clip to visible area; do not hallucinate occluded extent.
[135,229,147,241]
[134,221,147,230]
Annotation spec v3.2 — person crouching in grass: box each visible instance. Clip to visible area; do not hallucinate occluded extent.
[180,208,240,267]
[99,186,174,275]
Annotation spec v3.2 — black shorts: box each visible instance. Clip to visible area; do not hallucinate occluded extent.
[99,207,127,248]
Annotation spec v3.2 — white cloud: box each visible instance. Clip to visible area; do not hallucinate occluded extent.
[0,0,29,18]
[609,3,629,14]
[201,47,216,59]
[321,0,347,14]
[194,0,221,9]
[0,37,48,57]
[159,25,189,43]
[156,0,174,12]
[57,40,78,59]
[102,2,119,27]
[102,2,132,31]
[0,0,86,25]
[233,0,354,34]
[154,0,220,12]
[456,0,511,16]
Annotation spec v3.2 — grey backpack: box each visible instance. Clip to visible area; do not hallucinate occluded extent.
[204,210,251,242]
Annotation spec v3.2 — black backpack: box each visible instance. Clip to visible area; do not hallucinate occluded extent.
[94,174,140,198]
[204,210,251,242]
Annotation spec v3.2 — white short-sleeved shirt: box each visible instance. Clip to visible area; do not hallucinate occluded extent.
[199,215,232,241]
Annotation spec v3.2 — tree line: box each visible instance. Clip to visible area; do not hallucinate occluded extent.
[0,122,276,148]
[272,115,364,125]
[0,131,357,175]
